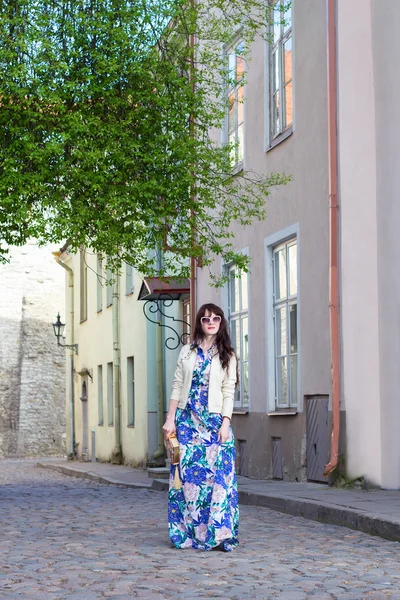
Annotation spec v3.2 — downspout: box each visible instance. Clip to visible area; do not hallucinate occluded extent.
[189,0,197,333]
[112,274,122,464]
[153,319,165,460]
[53,252,76,460]
[324,0,341,476]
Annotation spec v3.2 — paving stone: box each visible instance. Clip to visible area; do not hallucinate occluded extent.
[1,460,400,599]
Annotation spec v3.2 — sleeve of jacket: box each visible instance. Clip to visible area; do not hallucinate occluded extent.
[221,353,237,419]
[169,345,186,402]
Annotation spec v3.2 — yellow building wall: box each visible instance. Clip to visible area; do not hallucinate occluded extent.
[62,249,148,466]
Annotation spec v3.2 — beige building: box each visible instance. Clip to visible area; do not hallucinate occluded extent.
[56,247,150,465]
[56,0,400,489]
[56,246,188,467]
[197,0,400,488]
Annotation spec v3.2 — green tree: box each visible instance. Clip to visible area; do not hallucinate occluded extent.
[0,0,290,283]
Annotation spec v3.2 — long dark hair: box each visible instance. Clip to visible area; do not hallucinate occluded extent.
[191,303,237,378]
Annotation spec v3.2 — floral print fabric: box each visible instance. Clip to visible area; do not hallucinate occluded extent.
[168,346,239,551]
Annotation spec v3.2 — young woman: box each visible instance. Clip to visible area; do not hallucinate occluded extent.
[163,303,239,551]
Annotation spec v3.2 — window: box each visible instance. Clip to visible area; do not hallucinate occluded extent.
[125,263,134,295]
[273,239,298,408]
[268,0,293,143]
[106,262,113,307]
[97,255,103,312]
[80,248,88,322]
[107,362,113,426]
[127,357,135,427]
[227,265,249,407]
[97,365,104,426]
[182,298,191,345]
[226,40,245,169]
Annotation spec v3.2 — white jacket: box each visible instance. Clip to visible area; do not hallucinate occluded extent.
[169,344,237,419]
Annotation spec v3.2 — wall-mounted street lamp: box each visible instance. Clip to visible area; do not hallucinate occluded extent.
[52,313,78,355]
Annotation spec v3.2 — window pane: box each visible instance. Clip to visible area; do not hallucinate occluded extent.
[284,81,293,129]
[274,247,287,300]
[283,37,292,84]
[276,356,288,405]
[237,85,244,124]
[228,52,236,79]
[288,242,297,296]
[236,53,244,81]
[290,355,298,406]
[290,303,297,353]
[273,49,280,93]
[228,93,235,133]
[231,318,240,360]
[229,268,239,312]
[243,362,249,405]
[284,4,292,32]
[275,306,287,356]
[228,132,236,164]
[273,4,282,43]
[242,316,249,361]
[272,91,280,137]
[241,271,248,310]
[237,123,244,163]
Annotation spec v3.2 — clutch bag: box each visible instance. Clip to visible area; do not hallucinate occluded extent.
[164,432,180,465]
[164,433,182,489]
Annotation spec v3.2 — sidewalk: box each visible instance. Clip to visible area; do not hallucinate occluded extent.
[36,458,400,544]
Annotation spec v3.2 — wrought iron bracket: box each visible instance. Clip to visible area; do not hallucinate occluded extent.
[142,294,190,350]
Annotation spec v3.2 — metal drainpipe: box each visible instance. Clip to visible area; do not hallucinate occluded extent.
[324,0,341,476]
[53,253,76,460]
[153,318,165,461]
[112,274,122,464]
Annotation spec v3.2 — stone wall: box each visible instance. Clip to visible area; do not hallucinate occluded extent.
[0,242,66,457]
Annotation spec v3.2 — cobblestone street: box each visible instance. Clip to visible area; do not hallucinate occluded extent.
[1,460,400,600]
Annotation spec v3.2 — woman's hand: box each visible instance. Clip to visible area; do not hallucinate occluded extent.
[162,415,176,439]
[218,418,230,444]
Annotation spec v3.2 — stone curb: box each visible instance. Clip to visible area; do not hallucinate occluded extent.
[35,462,153,491]
[239,490,400,544]
[36,462,400,544]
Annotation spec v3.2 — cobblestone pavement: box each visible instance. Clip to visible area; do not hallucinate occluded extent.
[1,460,400,600]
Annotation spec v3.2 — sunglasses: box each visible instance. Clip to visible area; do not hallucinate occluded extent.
[200,315,221,325]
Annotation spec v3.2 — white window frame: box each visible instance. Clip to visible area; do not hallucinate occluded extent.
[97,255,103,312]
[127,356,135,427]
[222,252,250,409]
[224,38,245,172]
[79,248,88,323]
[97,365,104,426]
[107,361,114,426]
[265,0,294,150]
[265,224,300,413]
[106,262,113,308]
[125,263,134,296]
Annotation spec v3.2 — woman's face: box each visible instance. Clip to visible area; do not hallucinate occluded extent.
[200,309,221,337]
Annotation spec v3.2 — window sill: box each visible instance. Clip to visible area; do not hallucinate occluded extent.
[127,424,135,428]
[233,408,249,415]
[267,127,293,152]
[231,162,244,177]
[268,410,297,417]
[97,308,102,314]
[125,291,134,297]
[80,318,87,324]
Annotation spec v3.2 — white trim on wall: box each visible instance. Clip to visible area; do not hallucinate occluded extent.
[221,247,251,410]
[264,223,300,413]
[264,0,296,152]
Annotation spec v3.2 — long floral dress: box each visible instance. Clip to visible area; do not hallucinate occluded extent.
[168,346,239,551]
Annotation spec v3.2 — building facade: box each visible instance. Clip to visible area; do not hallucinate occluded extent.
[56,247,186,466]
[57,0,400,489]
[0,242,66,457]
[197,0,400,488]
